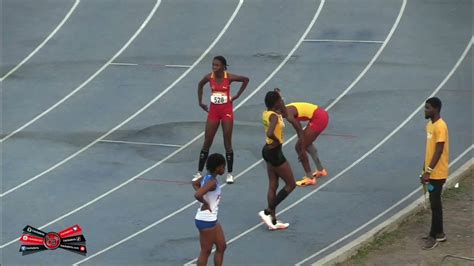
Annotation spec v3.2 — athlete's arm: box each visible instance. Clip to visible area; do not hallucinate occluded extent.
[192,177,202,191]
[228,73,249,102]
[285,107,306,152]
[286,114,304,139]
[195,179,217,211]
[266,114,281,144]
[197,74,211,112]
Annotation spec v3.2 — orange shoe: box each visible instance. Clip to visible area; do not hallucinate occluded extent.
[296,176,317,187]
[312,169,328,178]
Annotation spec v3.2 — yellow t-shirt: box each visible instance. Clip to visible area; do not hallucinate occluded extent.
[425,118,449,179]
[262,110,285,144]
[286,102,318,121]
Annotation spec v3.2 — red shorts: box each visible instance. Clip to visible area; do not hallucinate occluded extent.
[208,103,234,121]
[308,107,329,133]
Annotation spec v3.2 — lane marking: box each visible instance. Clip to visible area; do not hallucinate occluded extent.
[0,0,81,81]
[0,0,163,142]
[99,139,182,148]
[164,64,192,68]
[109,62,138,66]
[303,39,384,44]
[136,177,190,185]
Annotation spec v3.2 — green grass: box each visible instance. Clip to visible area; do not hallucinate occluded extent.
[443,170,473,200]
[336,228,401,265]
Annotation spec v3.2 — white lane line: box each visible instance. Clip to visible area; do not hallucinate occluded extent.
[109,62,138,66]
[0,0,163,143]
[99,139,182,148]
[0,0,81,82]
[200,36,473,265]
[0,0,245,246]
[0,0,243,197]
[299,147,473,266]
[109,63,192,68]
[70,1,327,264]
[325,1,406,111]
[164,64,192,68]
[303,39,384,44]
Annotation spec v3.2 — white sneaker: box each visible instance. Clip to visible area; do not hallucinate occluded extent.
[192,172,202,182]
[269,220,289,231]
[258,211,276,230]
[226,173,234,184]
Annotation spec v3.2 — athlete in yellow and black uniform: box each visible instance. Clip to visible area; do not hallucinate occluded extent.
[258,90,296,231]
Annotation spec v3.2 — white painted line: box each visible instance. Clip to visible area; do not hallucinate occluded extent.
[0,0,163,143]
[205,36,473,265]
[325,0,407,111]
[164,64,192,68]
[70,1,326,264]
[109,62,138,66]
[303,150,473,266]
[0,0,245,247]
[110,63,191,68]
[0,0,81,82]
[0,0,243,198]
[99,139,182,148]
[303,39,384,44]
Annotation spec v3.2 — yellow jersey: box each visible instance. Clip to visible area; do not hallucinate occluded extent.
[286,102,318,121]
[425,118,449,179]
[262,110,285,144]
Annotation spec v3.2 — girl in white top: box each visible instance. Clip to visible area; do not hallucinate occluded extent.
[193,153,227,266]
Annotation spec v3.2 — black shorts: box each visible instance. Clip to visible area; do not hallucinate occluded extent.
[262,144,287,167]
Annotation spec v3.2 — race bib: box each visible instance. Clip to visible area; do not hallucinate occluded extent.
[210,92,228,104]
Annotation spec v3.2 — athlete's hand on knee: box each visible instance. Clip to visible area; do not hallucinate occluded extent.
[199,103,209,112]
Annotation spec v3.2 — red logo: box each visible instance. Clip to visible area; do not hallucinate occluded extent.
[44,233,61,250]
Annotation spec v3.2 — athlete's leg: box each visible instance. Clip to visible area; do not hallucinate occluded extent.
[213,223,227,266]
[265,163,279,222]
[221,119,234,173]
[197,226,216,266]
[306,143,324,171]
[272,161,296,209]
[300,126,319,177]
[198,119,220,172]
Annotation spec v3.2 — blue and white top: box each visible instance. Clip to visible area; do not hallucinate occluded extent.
[195,175,221,222]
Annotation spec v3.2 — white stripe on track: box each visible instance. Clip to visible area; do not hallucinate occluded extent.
[0,0,162,142]
[0,0,81,81]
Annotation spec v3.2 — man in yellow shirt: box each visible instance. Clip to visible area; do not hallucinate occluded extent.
[421,97,449,249]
